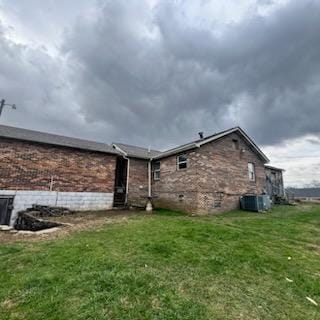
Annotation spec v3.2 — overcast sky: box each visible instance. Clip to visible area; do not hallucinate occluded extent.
[0,0,319,187]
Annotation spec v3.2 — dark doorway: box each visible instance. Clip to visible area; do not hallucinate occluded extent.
[0,196,14,225]
[113,157,128,207]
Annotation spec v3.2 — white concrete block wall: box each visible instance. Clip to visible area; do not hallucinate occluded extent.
[0,190,114,226]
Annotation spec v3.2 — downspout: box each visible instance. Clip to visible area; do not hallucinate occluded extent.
[123,156,130,205]
[148,160,152,198]
[146,159,153,212]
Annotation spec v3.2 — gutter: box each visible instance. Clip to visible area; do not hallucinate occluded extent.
[123,155,130,205]
[152,143,198,160]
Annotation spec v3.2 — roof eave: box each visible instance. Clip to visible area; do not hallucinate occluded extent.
[153,127,269,163]
[237,127,269,163]
[127,155,152,160]
[197,127,269,163]
[112,143,156,160]
[265,165,285,172]
[152,143,198,160]
[1,135,120,156]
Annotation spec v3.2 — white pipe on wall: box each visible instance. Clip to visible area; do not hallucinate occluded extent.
[49,175,54,191]
[148,161,151,197]
[124,156,130,205]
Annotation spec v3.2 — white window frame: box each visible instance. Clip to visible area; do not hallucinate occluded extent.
[248,162,255,181]
[153,161,160,180]
[177,154,188,170]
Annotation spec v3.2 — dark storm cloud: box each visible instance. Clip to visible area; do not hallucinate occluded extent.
[1,0,320,150]
[61,0,320,148]
[0,20,87,137]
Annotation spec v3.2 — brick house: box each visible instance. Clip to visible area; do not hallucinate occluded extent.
[113,127,276,214]
[0,125,120,225]
[0,125,284,225]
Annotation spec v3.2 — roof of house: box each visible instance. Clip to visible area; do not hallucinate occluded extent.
[153,127,269,162]
[112,142,162,159]
[0,125,268,162]
[286,188,320,198]
[265,165,285,172]
[0,124,120,155]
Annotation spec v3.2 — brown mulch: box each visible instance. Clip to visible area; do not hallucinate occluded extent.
[0,209,143,244]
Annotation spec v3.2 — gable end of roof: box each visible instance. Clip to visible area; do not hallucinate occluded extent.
[153,127,269,162]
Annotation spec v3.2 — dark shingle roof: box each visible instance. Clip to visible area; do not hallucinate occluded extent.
[112,142,162,159]
[114,127,269,162]
[153,127,269,162]
[265,165,285,171]
[154,127,236,159]
[0,124,120,155]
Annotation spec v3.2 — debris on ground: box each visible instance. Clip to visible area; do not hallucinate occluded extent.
[0,210,137,243]
[12,204,75,231]
[14,211,62,231]
[26,204,74,217]
[306,297,318,306]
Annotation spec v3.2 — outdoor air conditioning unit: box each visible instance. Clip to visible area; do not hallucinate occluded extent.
[240,195,271,212]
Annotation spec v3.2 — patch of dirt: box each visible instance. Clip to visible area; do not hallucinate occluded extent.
[0,210,144,243]
[306,244,320,254]
[2,298,15,309]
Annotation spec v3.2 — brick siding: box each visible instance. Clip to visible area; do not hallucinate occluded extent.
[127,158,149,207]
[152,132,266,214]
[0,138,117,192]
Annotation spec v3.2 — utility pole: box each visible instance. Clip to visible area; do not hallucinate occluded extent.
[0,99,16,118]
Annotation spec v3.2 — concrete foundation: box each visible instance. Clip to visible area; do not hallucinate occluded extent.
[0,190,114,226]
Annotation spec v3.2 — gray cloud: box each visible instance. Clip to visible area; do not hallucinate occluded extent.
[1,0,320,151]
[305,137,320,145]
[0,20,86,138]
[62,0,320,148]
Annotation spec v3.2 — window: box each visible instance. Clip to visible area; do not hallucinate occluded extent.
[248,162,255,181]
[232,139,239,150]
[177,154,188,170]
[153,161,160,180]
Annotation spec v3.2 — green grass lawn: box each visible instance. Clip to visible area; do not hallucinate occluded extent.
[1,205,320,319]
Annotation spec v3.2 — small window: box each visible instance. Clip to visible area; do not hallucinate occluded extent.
[177,154,188,170]
[153,161,160,180]
[248,162,255,181]
[232,139,239,150]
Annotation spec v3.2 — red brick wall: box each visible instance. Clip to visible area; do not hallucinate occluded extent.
[0,138,117,192]
[152,149,199,212]
[152,132,267,214]
[127,158,149,207]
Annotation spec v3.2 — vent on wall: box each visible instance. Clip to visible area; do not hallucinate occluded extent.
[232,139,239,150]
[178,194,184,202]
[214,199,221,208]
[213,192,224,208]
